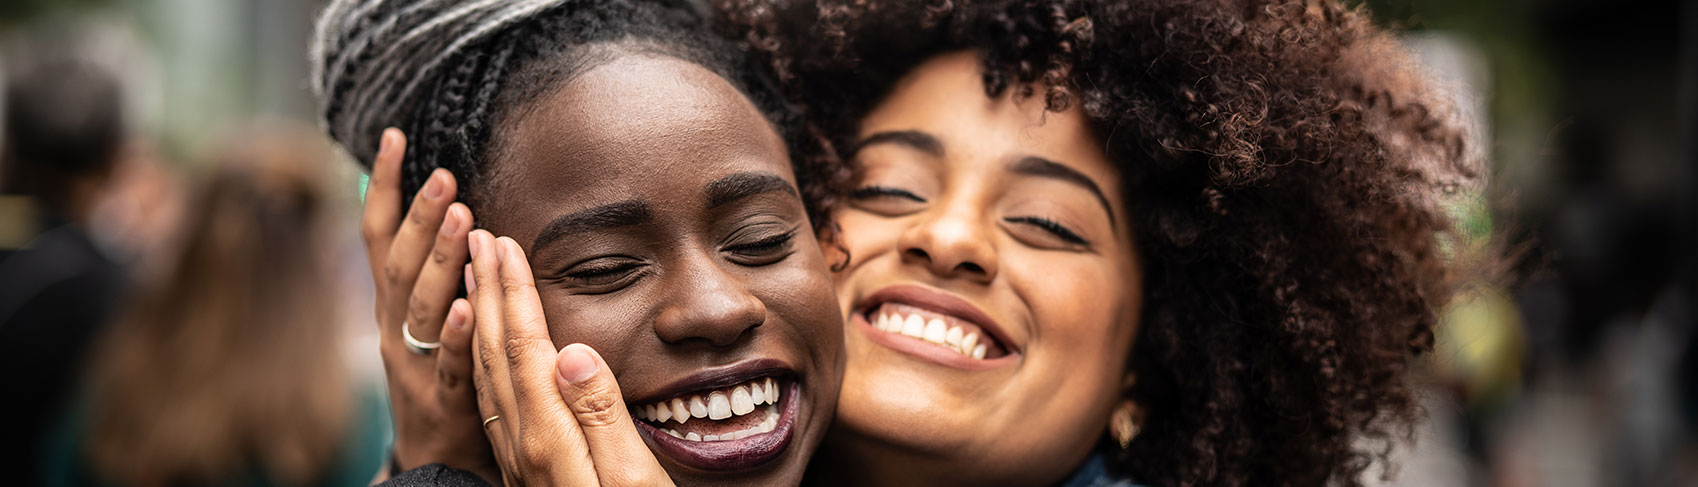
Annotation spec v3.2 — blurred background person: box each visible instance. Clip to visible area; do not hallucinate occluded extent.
[40,125,388,487]
[0,58,132,486]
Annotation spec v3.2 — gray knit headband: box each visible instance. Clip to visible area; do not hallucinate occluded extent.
[309,0,573,165]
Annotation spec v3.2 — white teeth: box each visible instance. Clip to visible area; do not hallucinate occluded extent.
[731,385,755,415]
[874,306,1001,360]
[672,407,781,442]
[923,319,948,344]
[666,429,682,438]
[708,391,732,420]
[638,377,781,429]
[671,398,689,425]
[690,396,708,418]
[902,314,925,337]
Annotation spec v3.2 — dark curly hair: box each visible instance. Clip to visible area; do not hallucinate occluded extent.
[718,0,1480,485]
[312,0,846,233]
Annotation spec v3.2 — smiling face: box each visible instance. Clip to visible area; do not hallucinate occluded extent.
[477,53,842,485]
[826,51,1143,485]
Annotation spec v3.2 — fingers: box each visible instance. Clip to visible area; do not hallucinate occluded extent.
[491,237,568,421]
[469,231,598,486]
[466,229,523,481]
[381,168,456,341]
[434,298,477,406]
[361,129,405,295]
[556,344,672,486]
[406,202,473,345]
[469,230,514,411]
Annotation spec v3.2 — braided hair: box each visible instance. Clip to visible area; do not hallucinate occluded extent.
[721,0,1481,485]
[311,0,844,229]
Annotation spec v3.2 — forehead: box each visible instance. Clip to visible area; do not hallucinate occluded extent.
[859,51,1119,195]
[486,54,793,232]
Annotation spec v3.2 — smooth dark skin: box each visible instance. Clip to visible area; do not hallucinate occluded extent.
[471,53,844,485]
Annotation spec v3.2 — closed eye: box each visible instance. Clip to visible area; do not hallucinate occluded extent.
[728,231,795,259]
[560,257,647,292]
[1004,216,1091,247]
[849,186,927,203]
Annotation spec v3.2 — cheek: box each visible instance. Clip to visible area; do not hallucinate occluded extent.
[539,291,651,361]
[1013,253,1138,399]
[834,210,905,263]
[753,248,843,344]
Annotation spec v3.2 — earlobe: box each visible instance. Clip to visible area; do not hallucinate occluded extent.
[1109,399,1142,449]
[1109,372,1142,449]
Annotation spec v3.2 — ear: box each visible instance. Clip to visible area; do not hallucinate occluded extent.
[821,221,851,273]
[1116,371,1144,429]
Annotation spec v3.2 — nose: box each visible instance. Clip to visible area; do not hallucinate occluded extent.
[653,254,767,347]
[897,203,998,283]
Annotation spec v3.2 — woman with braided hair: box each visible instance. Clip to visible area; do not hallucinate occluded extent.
[312,0,847,485]
[354,0,1480,485]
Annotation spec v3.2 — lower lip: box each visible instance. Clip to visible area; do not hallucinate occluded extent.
[852,312,1018,371]
[636,381,800,473]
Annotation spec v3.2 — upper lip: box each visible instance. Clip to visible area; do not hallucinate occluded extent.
[854,284,1020,354]
[631,358,795,405]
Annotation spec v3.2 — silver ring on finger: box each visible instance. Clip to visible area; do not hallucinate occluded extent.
[403,321,442,355]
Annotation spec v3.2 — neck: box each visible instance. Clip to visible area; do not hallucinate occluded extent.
[806,429,951,487]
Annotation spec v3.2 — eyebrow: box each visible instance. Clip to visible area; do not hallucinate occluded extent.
[1010,156,1117,226]
[705,171,800,208]
[531,199,653,250]
[851,130,944,158]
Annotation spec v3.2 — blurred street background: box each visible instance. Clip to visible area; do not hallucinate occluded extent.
[0,0,1692,486]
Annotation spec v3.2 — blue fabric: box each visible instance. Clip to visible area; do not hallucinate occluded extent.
[1058,452,1142,487]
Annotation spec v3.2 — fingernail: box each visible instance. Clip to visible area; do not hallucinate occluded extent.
[424,171,445,199]
[440,207,462,236]
[464,264,476,293]
[467,231,482,259]
[379,129,393,154]
[446,304,465,330]
[558,344,600,384]
[498,237,517,262]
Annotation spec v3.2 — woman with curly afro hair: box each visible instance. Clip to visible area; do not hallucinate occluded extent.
[707,0,1480,485]
[371,0,1480,485]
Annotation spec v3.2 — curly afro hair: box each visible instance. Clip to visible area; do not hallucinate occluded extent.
[718,0,1481,485]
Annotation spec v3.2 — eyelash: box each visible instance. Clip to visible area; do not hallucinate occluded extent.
[854,185,1090,247]
[729,231,796,257]
[1004,216,1091,246]
[566,260,642,280]
[849,186,927,202]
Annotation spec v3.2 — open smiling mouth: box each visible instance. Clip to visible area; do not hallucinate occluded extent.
[867,303,1010,359]
[630,371,800,472]
[854,285,1017,369]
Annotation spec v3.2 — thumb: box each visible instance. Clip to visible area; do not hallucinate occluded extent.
[556,344,673,486]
